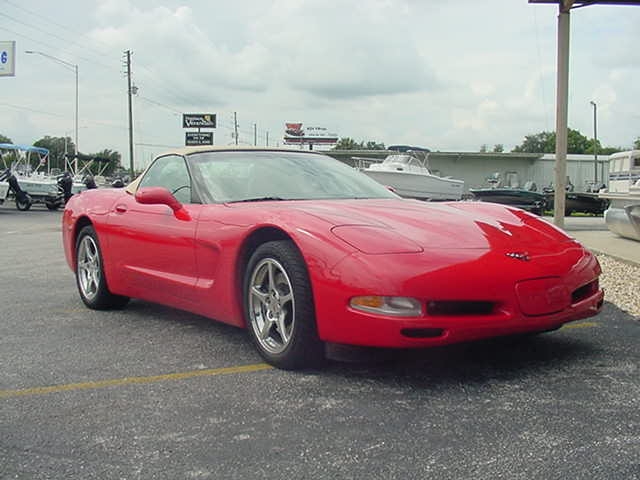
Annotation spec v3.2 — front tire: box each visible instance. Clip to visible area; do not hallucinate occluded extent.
[244,241,324,370]
[75,225,130,310]
[15,195,32,211]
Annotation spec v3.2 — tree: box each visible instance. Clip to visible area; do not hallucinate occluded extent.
[0,134,16,166]
[512,131,555,153]
[364,141,385,150]
[566,129,591,153]
[493,144,504,153]
[33,135,76,171]
[479,144,488,153]
[91,149,123,176]
[512,128,591,154]
[334,137,361,150]
[31,136,122,175]
[333,138,385,150]
[634,137,640,150]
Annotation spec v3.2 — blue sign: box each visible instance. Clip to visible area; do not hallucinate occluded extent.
[0,41,16,76]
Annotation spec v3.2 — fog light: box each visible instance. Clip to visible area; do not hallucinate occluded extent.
[350,296,422,317]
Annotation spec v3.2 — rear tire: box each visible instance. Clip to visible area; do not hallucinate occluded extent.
[75,225,130,310]
[244,240,324,370]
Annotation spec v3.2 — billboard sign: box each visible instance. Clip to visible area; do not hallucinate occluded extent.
[185,131,213,146]
[0,41,16,77]
[283,122,338,145]
[183,113,216,128]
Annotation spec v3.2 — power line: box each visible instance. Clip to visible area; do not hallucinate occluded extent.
[137,96,182,114]
[0,0,112,58]
[0,1,275,147]
[0,11,105,60]
[135,64,201,109]
[0,25,57,51]
[0,24,119,74]
[0,101,67,118]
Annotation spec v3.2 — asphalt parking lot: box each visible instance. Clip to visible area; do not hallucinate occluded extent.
[1,204,639,479]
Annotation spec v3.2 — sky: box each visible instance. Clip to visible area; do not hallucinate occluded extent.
[1,0,639,169]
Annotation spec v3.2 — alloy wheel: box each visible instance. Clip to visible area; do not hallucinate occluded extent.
[77,235,101,301]
[248,258,295,355]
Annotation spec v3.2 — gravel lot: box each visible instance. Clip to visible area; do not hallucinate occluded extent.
[598,254,640,317]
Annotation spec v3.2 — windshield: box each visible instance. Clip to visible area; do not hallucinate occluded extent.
[188,150,398,203]
[382,154,421,166]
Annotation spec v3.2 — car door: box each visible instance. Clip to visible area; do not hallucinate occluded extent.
[107,154,201,304]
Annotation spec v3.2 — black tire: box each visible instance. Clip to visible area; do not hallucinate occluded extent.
[45,201,60,211]
[75,225,130,310]
[243,240,325,370]
[16,195,32,211]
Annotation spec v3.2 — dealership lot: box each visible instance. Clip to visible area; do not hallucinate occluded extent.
[1,205,639,479]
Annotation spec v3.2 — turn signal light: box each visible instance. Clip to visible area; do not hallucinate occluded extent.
[350,296,422,317]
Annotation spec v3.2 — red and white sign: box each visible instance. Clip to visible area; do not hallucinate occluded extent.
[283,123,338,145]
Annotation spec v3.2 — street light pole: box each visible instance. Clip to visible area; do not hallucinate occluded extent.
[590,100,598,186]
[25,50,79,173]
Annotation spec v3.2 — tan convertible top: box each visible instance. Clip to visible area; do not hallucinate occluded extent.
[125,146,322,195]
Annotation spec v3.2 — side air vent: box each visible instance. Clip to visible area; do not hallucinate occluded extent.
[572,279,599,304]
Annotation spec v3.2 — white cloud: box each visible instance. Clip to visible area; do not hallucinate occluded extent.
[1,0,638,166]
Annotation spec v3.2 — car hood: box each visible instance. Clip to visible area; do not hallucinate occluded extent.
[291,199,573,251]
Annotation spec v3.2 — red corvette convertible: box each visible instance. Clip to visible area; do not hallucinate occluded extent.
[63,147,604,369]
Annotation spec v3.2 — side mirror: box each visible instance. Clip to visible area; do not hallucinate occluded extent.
[135,187,190,220]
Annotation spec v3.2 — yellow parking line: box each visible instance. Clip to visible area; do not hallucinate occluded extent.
[562,321,598,329]
[0,363,273,399]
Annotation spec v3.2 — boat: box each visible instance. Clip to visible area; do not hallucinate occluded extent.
[543,179,608,216]
[359,149,464,201]
[599,150,640,241]
[0,143,86,210]
[469,171,547,215]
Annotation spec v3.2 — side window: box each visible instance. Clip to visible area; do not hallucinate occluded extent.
[138,155,192,204]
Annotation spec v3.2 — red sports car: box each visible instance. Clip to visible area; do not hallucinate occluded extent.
[63,147,604,369]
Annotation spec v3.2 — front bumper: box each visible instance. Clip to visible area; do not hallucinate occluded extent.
[312,244,603,348]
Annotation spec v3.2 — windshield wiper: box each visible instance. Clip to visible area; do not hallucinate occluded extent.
[228,196,286,203]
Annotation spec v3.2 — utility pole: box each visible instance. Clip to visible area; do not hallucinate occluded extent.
[266,131,269,147]
[125,50,134,177]
[254,123,257,146]
[234,112,238,145]
[553,0,571,228]
[590,100,598,185]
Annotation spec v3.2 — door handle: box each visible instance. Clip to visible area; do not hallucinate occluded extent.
[115,204,128,213]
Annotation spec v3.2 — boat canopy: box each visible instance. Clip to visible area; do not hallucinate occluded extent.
[383,154,422,167]
[0,143,50,156]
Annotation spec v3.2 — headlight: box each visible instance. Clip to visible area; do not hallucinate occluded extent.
[350,296,422,317]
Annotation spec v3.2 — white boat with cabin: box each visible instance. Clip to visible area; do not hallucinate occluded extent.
[360,151,464,201]
[599,150,640,241]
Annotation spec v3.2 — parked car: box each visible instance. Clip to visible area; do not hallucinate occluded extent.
[63,147,604,369]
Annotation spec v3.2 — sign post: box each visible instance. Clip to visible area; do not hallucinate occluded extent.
[183,113,216,146]
[283,122,338,149]
[185,131,214,146]
[182,113,216,129]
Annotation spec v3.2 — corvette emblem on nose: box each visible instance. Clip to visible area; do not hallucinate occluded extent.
[506,252,530,261]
